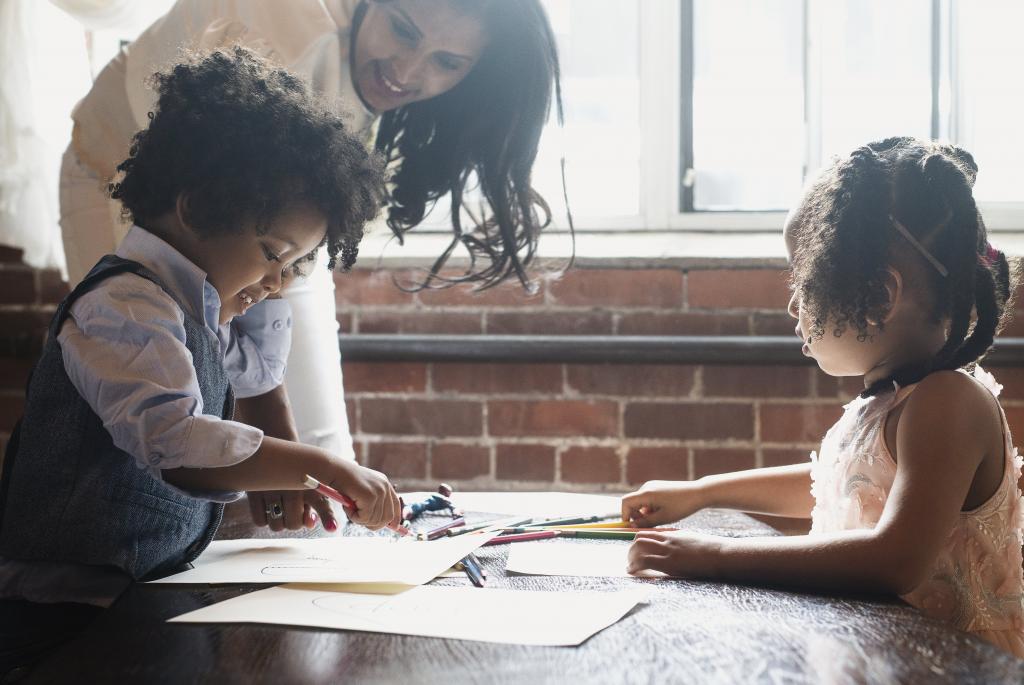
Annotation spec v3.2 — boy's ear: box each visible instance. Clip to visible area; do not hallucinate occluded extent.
[175,193,193,231]
[867,266,903,326]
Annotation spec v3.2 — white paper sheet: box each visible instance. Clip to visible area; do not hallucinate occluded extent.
[150,533,494,587]
[404,491,622,519]
[169,584,647,646]
[505,541,666,578]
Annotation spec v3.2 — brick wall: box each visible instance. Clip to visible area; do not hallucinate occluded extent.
[4,244,1024,492]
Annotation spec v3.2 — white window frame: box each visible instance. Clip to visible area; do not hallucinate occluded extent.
[562,0,1024,234]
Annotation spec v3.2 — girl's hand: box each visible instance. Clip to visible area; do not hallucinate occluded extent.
[626,531,723,578]
[247,490,340,532]
[329,461,402,532]
[621,480,707,527]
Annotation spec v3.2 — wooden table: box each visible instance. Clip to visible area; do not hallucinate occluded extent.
[28,499,1024,684]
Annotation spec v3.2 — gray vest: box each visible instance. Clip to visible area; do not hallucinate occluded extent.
[0,256,232,580]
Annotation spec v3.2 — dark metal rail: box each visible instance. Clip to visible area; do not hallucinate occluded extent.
[338,335,1024,366]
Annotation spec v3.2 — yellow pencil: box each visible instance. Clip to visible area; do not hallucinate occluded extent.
[545,520,632,530]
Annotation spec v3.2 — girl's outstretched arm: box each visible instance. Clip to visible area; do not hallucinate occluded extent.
[629,371,995,595]
[622,463,814,527]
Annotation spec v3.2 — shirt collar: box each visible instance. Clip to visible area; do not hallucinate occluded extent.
[115,225,222,330]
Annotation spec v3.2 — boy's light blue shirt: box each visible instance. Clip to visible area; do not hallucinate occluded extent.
[57,225,293,484]
[0,225,295,605]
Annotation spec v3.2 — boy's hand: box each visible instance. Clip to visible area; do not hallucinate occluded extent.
[248,490,340,532]
[626,531,723,577]
[621,480,707,528]
[329,461,402,532]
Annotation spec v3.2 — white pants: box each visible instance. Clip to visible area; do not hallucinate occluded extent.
[59,145,355,460]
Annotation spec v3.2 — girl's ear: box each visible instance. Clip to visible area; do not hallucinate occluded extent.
[867,267,903,326]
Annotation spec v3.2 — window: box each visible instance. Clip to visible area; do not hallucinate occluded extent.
[535,0,1024,231]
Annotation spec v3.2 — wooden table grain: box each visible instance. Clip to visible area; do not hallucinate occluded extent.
[27,501,1024,684]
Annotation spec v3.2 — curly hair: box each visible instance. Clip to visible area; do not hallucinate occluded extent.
[789,137,1017,393]
[352,0,564,290]
[109,46,386,271]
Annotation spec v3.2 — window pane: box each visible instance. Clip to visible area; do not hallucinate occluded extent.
[534,0,641,223]
[817,0,932,168]
[691,0,804,211]
[955,1,1024,203]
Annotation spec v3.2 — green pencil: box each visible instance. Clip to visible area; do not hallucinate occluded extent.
[561,530,639,541]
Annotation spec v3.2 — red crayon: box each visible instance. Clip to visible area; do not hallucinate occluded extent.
[302,474,409,536]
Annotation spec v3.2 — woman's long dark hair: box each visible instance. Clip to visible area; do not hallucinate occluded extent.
[351,0,566,290]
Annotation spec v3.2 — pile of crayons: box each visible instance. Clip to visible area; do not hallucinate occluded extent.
[413,514,677,588]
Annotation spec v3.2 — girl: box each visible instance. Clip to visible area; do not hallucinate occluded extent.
[622,137,1024,657]
[0,47,400,673]
[58,1,565,525]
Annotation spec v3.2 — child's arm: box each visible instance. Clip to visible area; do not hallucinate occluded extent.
[163,435,401,531]
[622,463,814,527]
[627,372,993,595]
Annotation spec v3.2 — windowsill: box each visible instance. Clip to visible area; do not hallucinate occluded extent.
[355,228,1024,271]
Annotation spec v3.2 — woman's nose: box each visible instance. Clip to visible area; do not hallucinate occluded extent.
[262,269,283,294]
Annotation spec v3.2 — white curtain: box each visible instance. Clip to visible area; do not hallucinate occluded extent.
[0,0,93,271]
[50,0,149,31]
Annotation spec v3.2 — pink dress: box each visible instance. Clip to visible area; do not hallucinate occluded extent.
[809,368,1024,658]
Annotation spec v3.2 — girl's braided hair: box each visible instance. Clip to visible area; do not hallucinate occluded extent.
[789,137,1017,394]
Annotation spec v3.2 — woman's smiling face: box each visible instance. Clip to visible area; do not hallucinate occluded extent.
[351,0,488,113]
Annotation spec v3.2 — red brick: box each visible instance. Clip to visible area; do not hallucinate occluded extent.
[431,443,490,479]
[0,357,34,391]
[693,448,756,478]
[993,368,1024,401]
[415,279,542,307]
[342,362,427,393]
[334,270,416,307]
[365,441,428,480]
[346,399,358,433]
[433,363,563,395]
[357,311,482,334]
[560,446,621,484]
[624,402,753,440]
[688,269,790,310]
[495,443,556,481]
[0,267,36,305]
[38,270,69,305]
[752,312,799,335]
[617,311,750,336]
[1005,407,1024,448]
[353,440,364,464]
[0,245,25,264]
[625,446,690,484]
[762,448,812,468]
[360,399,482,437]
[548,269,683,308]
[566,364,696,397]
[760,403,842,443]
[486,311,613,335]
[0,393,25,432]
[702,366,809,398]
[488,400,618,438]
[814,371,841,398]
[337,313,353,333]
[999,315,1024,337]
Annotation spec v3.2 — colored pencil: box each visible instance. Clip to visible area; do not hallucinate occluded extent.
[521,515,608,528]
[482,530,562,546]
[446,516,533,537]
[561,530,642,541]
[501,526,676,534]
[458,555,485,587]
[419,517,466,541]
[302,474,410,536]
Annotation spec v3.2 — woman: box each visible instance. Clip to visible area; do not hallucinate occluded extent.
[59,0,563,530]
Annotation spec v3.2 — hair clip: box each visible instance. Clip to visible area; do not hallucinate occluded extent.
[890,216,949,277]
[980,242,1001,268]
